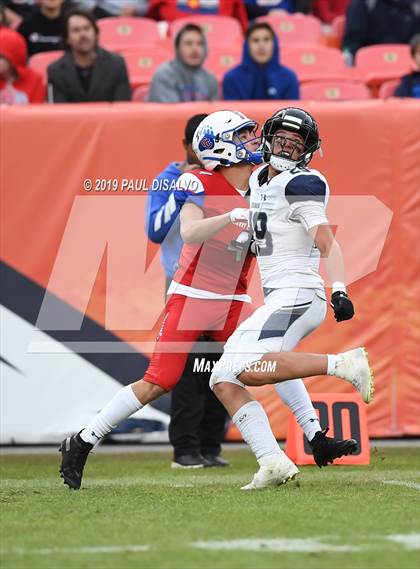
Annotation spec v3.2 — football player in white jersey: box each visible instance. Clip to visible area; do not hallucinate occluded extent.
[210,108,374,489]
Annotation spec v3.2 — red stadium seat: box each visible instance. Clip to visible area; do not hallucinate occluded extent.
[301,80,371,100]
[257,14,323,45]
[132,84,150,102]
[98,17,161,51]
[355,44,411,88]
[281,45,349,83]
[169,16,243,48]
[330,15,345,49]
[29,51,63,83]
[378,79,400,99]
[122,47,171,89]
[204,45,241,82]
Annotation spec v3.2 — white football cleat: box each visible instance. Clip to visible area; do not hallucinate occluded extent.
[241,452,299,491]
[334,347,374,404]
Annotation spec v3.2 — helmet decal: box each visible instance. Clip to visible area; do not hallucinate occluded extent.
[198,127,216,151]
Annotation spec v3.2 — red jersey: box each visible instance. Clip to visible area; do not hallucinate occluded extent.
[170,169,253,299]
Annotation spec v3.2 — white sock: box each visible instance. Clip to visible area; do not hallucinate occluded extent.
[327,354,337,376]
[232,401,281,464]
[80,385,142,444]
[275,379,321,442]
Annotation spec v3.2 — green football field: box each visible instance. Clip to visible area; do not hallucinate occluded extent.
[1,447,419,569]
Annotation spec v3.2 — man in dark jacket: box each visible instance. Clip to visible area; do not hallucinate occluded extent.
[222,22,299,101]
[343,0,420,60]
[395,33,420,98]
[47,9,131,103]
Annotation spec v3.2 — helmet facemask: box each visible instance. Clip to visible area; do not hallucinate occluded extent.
[262,108,321,172]
[231,124,263,167]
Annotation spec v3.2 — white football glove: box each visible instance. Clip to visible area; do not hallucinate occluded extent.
[229,208,249,230]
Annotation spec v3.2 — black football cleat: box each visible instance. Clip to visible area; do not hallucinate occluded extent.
[309,428,358,468]
[59,432,93,489]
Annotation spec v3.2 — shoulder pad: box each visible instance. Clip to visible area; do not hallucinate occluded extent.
[285,174,326,204]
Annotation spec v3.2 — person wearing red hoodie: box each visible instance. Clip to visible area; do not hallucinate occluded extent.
[0,28,45,103]
[148,0,248,33]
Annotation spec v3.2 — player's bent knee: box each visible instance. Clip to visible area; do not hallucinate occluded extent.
[238,369,265,387]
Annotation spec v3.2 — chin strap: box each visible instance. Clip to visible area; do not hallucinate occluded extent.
[269,155,297,172]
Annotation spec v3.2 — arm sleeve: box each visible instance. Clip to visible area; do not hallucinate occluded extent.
[148,68,180,102]
[209,75,220,101]
[283,71,300,100]
[112,58,131,101]
[175,172,206,209]
[33,78,46,103]
[145,186,182,243]
[222,72,240,101]
[286,174,329,231]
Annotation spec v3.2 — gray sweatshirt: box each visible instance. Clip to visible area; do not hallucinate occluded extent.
[148,34,219,103]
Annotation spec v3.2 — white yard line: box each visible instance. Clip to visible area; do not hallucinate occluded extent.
[386,534,420,550]
[381,479,420,491]
[190,538,363,553]
[3,545,150,556]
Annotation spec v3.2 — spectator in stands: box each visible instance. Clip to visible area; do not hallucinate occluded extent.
[146,113,230,470]
[223,22,299,100]
[312,0,349,23]
[394,33,420,98]
[90,0,148,18]
[244,0,295,19]
[342,0,420,61]
[3,0,36,21]
[17,0,68,56]
[147,0,248,33]
[0,27,45,103]
[47,9,131,102]
[148,23,218,103]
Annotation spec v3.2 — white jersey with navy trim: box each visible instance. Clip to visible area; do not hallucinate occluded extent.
[249,165,330,297]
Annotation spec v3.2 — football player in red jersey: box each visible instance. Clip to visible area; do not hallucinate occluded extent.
[59,110,268,489]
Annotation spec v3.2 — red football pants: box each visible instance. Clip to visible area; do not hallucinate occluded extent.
[143,294,253,390]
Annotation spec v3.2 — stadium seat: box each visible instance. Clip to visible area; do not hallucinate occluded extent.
[256,14,323,45]
[378,79,400,99]
[355,44,411,88]
[98,17,161,51]
[132,84,150,102]
[29,51,63,83]
[327,15,345,49]
[301,80,371,100]
[169,16,243,48]
[281,45,349,83]
[204,45,241,82]
[122,47,171,89]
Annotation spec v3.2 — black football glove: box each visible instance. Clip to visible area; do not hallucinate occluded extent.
[330,291,354,322]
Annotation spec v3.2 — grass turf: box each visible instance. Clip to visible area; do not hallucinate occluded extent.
[0,447,419,569]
